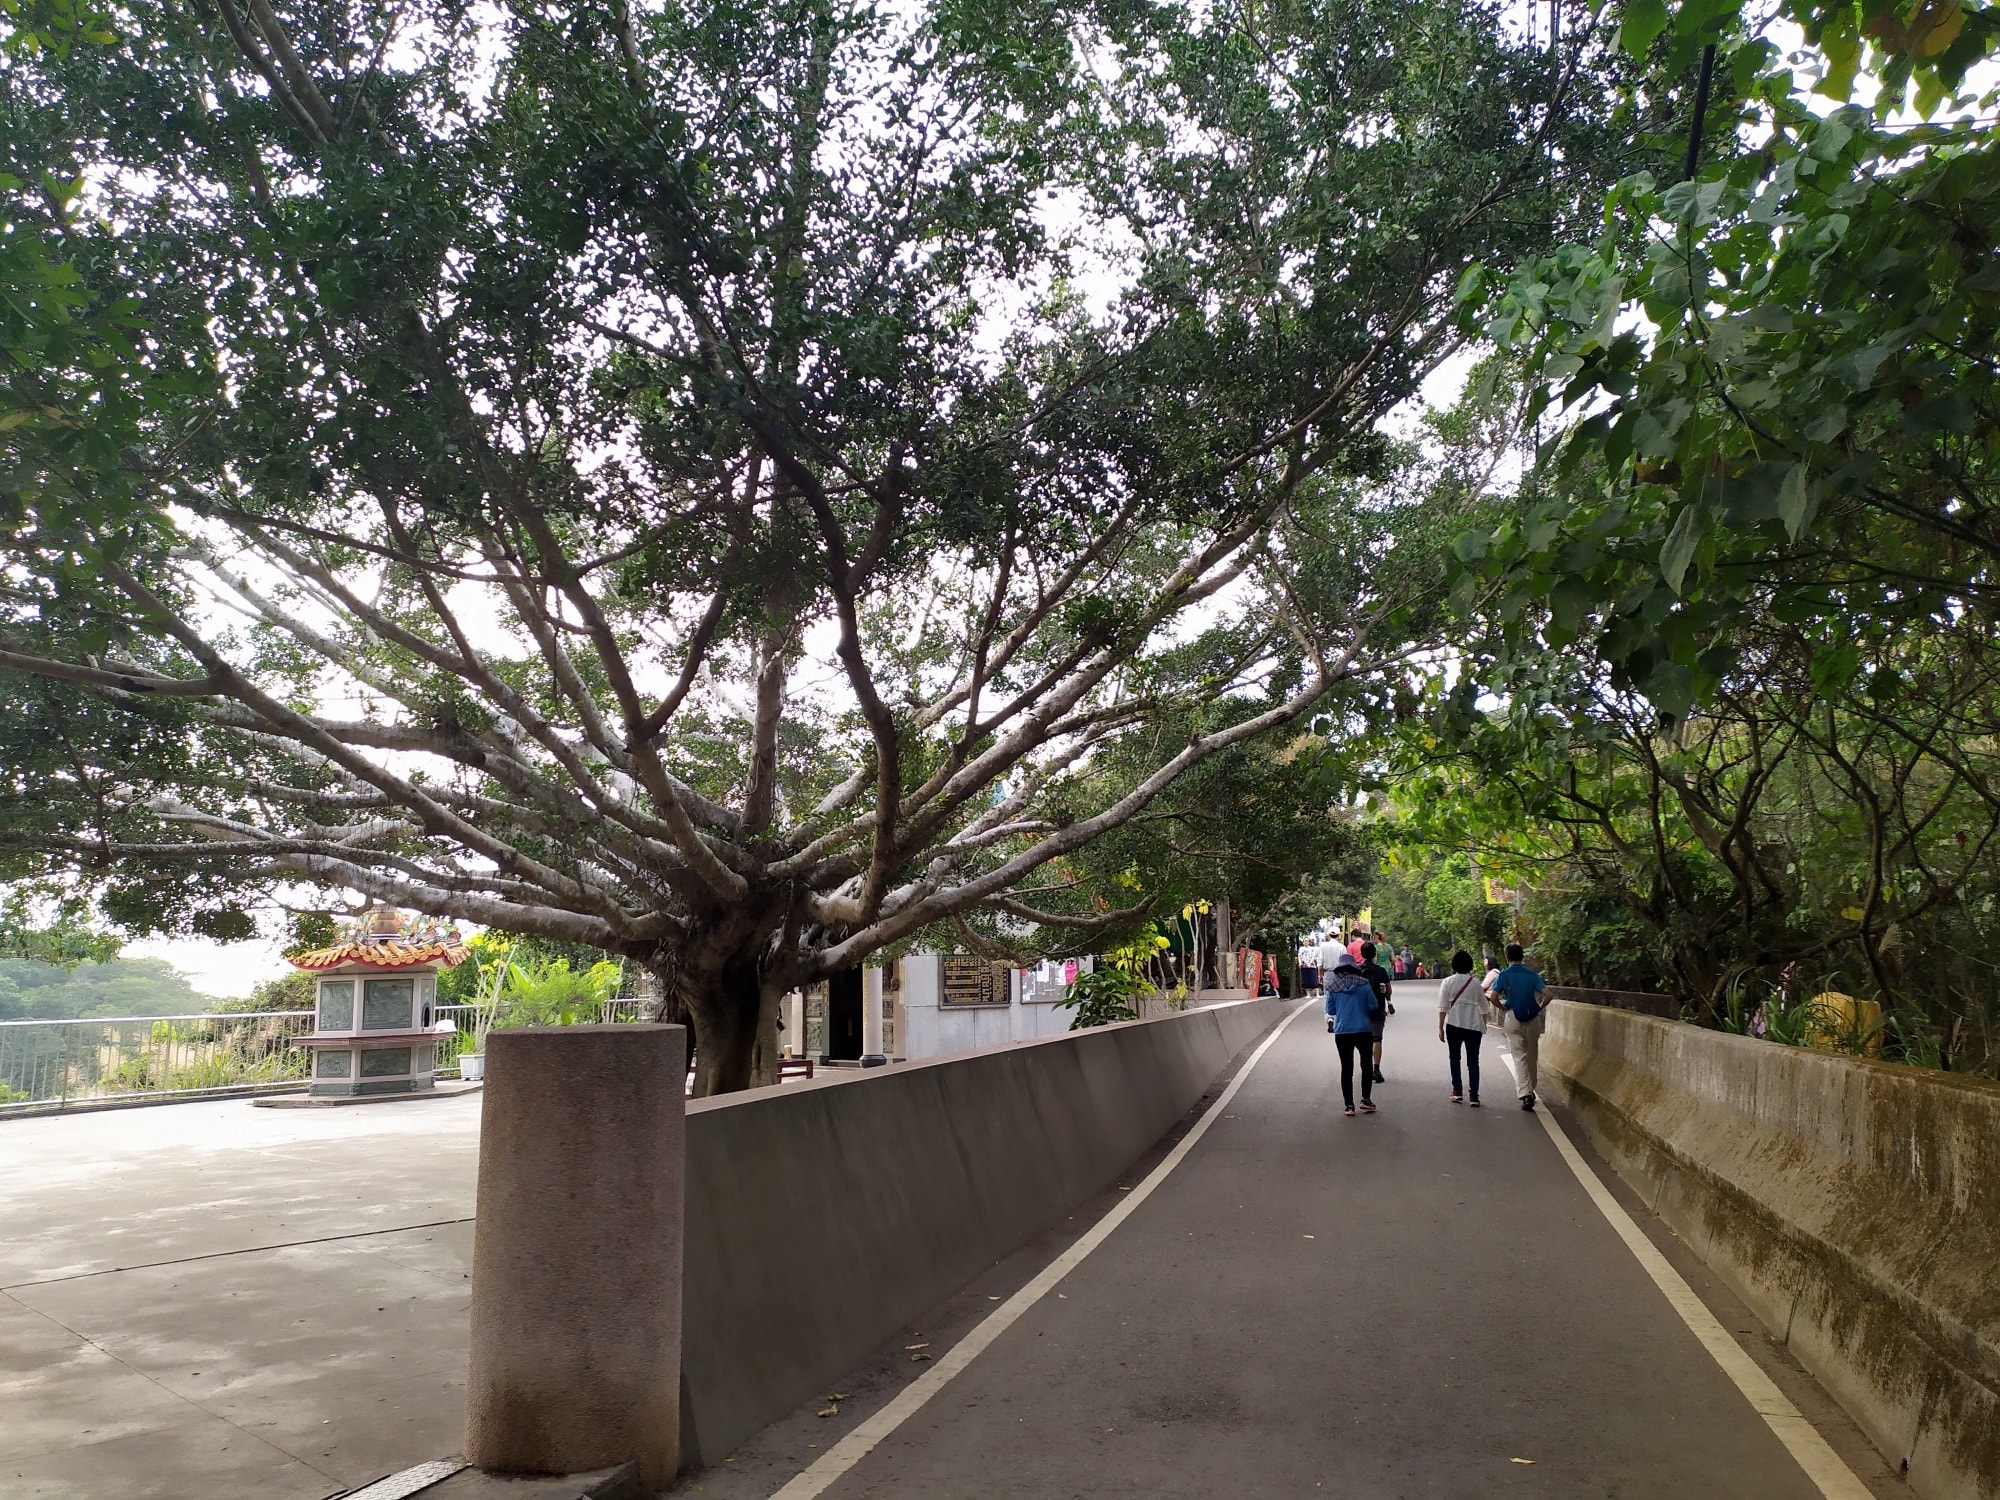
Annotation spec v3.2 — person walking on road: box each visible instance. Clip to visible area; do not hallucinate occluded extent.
[1486,943,1549,1111]
[1359,941,1393,1084]
[1323,955,1382,1116]
[1317,933,1347,1029]
[1436,949,1487,1106]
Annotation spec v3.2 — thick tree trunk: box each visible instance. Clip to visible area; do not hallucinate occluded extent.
[683,961,780,1097]
[641,960,696,1080]
[746,973,790,1089]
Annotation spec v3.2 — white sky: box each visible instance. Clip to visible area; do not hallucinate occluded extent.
[121,933,296,1001]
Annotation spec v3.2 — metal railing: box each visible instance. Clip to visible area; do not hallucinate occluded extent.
[0,1010,316,1115]
[0,997,655,1116]
[432,996,650,1075]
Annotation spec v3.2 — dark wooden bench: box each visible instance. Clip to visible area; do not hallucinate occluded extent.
[777,1057,815,1080]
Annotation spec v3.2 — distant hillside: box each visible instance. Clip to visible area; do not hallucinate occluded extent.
[0,958,214,1021]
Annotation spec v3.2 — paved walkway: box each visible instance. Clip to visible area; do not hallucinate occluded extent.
[687,990,1897,1499]
[1,995,1899,1499]
[0,1091,480,1497]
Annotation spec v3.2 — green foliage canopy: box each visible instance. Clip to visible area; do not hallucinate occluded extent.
[0,955,209,1019]
[1374,2,2000,1076]
[0,0,1642,1091]
[1458,0,2000,716]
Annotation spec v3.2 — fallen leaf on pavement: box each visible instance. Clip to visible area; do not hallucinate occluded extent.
[1510,1458,1535,1465]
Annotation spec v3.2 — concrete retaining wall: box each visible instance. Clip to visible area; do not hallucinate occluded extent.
[1543,985,1679,1019]
[678,996,1286,1467]
[1543,1004,2000,1500]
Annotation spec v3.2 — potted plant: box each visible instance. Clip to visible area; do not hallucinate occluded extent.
[456,941,514,1082]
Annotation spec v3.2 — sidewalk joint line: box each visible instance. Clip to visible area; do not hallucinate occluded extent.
[1,1217,477,1290]
[0,1286,342,1481]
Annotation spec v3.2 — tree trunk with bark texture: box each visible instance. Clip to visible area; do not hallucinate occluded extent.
[680,957,783,1097]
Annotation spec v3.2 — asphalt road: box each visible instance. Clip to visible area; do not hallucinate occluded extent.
[705,990,1878,1500]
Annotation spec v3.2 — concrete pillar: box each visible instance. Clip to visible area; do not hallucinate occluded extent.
[785,989,804,1058]
[465,1024,685,1487]
[861,965,887,1067]
[899,952,940,1061]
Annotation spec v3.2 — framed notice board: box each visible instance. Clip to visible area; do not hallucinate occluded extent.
[940,954,1012,1008]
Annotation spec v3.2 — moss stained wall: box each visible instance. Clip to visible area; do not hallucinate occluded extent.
[1545,1005,2000,1500]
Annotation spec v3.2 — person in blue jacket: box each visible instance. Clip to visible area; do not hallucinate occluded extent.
[1323,955,1383,1116]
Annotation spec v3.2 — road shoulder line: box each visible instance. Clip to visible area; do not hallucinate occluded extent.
[1533,1103,1873,1500]
[767,999,1316,1500]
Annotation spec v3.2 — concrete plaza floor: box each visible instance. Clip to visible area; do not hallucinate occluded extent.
[1,1091,482,1498]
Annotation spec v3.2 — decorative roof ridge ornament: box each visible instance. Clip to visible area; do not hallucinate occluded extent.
[289,906,469,972]
[289,939,471,971]
[288,908,468,1098]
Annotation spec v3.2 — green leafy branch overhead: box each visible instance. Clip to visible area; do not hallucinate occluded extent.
[1453,0,2000,719]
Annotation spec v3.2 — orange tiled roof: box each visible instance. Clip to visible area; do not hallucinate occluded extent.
[288,940,471,972]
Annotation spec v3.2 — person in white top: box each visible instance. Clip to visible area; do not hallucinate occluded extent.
[1316,936,1348,1031]
[1436,949,1489,1105]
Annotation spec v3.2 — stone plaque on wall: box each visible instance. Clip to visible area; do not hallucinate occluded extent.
[317,979,354,1032]
[940,955,1011,1008]
[362,978,415,1031]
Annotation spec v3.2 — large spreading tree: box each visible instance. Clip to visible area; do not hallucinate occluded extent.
[2,0,1636,1089]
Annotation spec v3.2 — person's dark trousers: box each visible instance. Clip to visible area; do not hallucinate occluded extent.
[1446,1023,1483,1099]
[1336,1031,1373,1108]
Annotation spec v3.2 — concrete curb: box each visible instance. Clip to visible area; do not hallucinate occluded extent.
[1,1081,312,1118]
[1543,1003,2000,1500]
[394,1459,644,1499]
[255,1080,484,1109]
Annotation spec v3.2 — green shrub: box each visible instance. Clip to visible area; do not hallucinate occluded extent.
[1056,966,1150,1030]
[493,958,624,1029]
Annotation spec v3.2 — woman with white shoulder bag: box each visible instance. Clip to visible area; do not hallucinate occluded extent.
[1436,949,1488,1106]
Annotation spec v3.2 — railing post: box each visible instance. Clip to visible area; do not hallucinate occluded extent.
[58,1023,72,1110]
[465,1023,685,1487]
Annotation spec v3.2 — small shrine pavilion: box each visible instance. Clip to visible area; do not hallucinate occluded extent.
[289,907,470,1098]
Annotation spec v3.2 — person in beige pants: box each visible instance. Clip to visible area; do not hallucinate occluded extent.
[1484,943,1549,1110]
[1501,1006,1545,1103]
